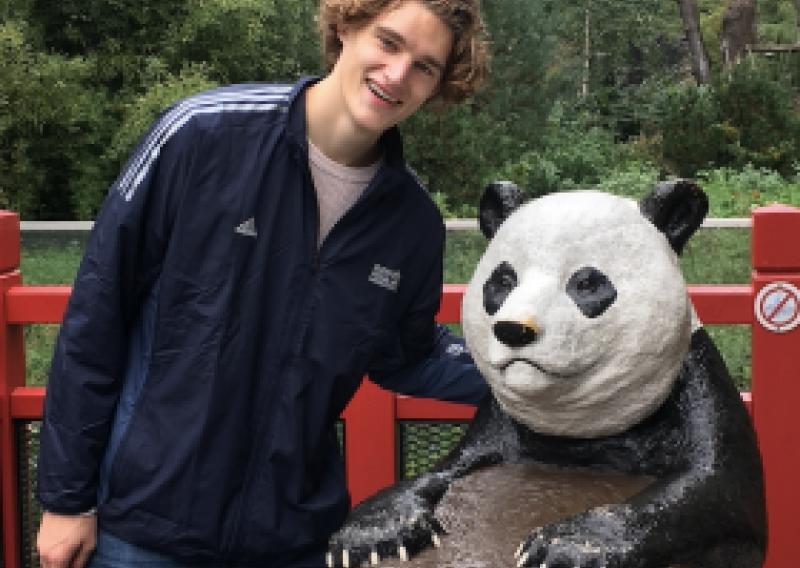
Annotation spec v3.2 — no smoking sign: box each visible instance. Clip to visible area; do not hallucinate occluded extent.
[755,282,800,333]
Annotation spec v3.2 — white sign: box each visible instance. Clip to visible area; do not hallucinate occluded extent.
[755,282,800,333]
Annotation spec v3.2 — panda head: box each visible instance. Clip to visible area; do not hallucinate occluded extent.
[463,180,708,438]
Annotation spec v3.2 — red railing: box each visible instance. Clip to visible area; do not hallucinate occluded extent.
[2,206,800,568]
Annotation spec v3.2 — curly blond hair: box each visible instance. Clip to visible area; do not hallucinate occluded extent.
[317,0,490,106]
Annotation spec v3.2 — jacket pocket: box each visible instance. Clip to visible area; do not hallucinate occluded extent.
[104,350,207,525]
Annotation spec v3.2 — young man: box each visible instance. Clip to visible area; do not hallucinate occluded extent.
[35,1,490,567]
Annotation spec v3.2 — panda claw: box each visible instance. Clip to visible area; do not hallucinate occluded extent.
[370,551,379,565]
[514,542,523,558]
[342,549,350,568]
[399,545,408,561]
[516,551,528,567]
[326,552,334,568]
[432,533,441,548]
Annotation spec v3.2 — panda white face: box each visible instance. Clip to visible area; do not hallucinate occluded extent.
[462,190,694,438]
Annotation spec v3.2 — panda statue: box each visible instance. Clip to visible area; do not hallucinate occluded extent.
[327,180,767,568]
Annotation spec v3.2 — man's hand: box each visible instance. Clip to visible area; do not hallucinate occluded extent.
[37,511,97,568]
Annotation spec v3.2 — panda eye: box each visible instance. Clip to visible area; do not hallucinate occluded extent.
[484,262,518,316]
[566,266,616,318]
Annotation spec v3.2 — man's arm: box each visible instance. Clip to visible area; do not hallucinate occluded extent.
[367,230,488,405]
[372,324,487,404]
[36,109,195,567]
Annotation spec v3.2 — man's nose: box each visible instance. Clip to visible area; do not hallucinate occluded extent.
[386,55,413,83]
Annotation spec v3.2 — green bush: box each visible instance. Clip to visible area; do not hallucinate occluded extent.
[758,0,799,45]
[715,66,799,176]
[165,0,320,85]
[653,65,800,178]
[497,103,657,197]
[653,83,726,176]
[400,102,522,210]
[2,0,321,221]
[0,22,118,219]
[697,163,800,217]
[76,65,220,219]
[595,161,662,199]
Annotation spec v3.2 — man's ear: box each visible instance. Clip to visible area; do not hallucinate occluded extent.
[336,22,351,42]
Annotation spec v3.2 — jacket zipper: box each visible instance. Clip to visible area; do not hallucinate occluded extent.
[221,160,325,560]
[222,148,395,560]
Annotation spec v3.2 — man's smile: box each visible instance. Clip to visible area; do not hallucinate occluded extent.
[367,79,402,105]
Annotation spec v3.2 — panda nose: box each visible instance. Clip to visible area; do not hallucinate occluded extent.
[493,320,538,348]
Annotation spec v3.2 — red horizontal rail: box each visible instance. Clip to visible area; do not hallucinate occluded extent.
[3,388,753,421]
[3,284,757,426]
[6,285,754,325]
[395,396,475,421]
[687,285,752,324]
[5,287,70,324]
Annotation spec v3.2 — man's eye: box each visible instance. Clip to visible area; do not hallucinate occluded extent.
[379,36,395,50]
[415,62,434,76]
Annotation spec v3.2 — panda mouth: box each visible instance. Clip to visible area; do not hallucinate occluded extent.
[499,358,571,379]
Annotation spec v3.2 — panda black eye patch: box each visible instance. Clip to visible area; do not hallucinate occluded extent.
[484,262,518,316]
[566,266,617,318]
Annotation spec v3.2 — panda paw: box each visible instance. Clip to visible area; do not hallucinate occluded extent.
[326,500,445,567]
[514,508,637,568]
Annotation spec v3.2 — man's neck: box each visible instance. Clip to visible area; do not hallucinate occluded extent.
[305,77,383,168]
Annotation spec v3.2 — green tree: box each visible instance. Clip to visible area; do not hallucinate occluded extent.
[0,22,115,218]
[29,0,187,56]
[400,0,573,207]
[165,0,320,84]
[2,0,321,219]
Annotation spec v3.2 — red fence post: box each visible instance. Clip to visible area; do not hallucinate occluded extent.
[0,211,24,568]
[750,204,800,568]
[342,380,396,506]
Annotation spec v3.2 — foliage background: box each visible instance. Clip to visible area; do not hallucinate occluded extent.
[7,0,800,395]
[3,0,798,220]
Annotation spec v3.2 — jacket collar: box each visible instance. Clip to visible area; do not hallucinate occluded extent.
[285,76,407,173]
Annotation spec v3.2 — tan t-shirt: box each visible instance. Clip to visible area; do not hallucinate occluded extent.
[308,139,383,248]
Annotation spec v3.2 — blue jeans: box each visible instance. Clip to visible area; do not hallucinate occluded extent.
[86,530,325,568]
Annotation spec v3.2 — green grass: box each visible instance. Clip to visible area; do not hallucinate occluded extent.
[19,232,87,285]
[17,226,753,389]
[18,232,86,387]
[681,228,752,390]
[446,226,752,284]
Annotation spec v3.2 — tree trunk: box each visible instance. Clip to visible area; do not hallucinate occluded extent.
[721,0,757,69]
[795,0,800,43]
[583,2,591,96]
[675,0,712,84]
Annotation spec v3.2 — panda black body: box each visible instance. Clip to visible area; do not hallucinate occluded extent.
[328,181,767,568]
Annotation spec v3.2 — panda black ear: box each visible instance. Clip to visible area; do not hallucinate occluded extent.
[639,179,708,255]
[479,181,528,239]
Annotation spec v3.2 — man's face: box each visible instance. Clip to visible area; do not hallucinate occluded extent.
[335,0,453,135]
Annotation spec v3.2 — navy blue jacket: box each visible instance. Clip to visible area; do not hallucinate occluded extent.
[37,78,487,566]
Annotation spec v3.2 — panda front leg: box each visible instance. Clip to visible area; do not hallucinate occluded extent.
[513,475,765,568]
[326,473,451,568]
[514,502,649,568]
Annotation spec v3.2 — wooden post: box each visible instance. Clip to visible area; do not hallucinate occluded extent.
[750,204,800,568]
[0,210,24,568]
